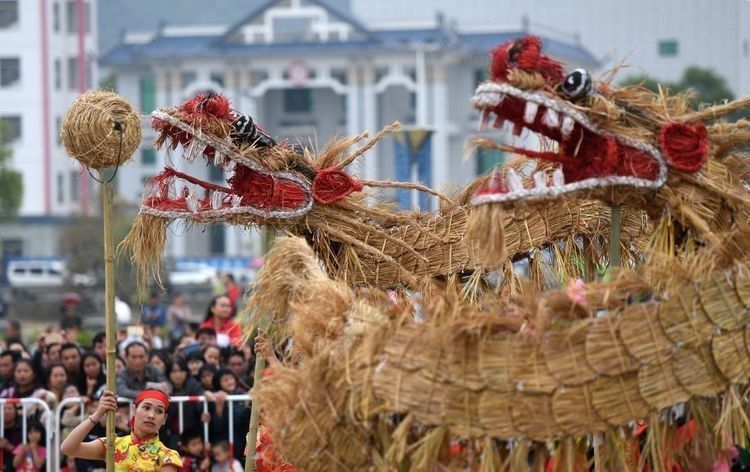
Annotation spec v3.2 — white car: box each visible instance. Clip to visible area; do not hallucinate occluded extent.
[168,262,217,286]
[7,260,96,287]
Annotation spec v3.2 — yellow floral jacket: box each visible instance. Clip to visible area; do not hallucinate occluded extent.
[98,434,183,471]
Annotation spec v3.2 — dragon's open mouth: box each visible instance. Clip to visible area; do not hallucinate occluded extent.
[470,82,668,205]
[140,111,313,220]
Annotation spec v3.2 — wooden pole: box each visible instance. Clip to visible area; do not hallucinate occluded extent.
[101,174,116,471]
[246,228,276,472]
[245,317,269,472]
[609,205,622,269]
[594,204,623,472]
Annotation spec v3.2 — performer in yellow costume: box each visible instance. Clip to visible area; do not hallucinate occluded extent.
[61,388,182,471]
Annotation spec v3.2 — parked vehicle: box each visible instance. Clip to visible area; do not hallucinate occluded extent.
[7,260,96,288]
[168,262,217,286]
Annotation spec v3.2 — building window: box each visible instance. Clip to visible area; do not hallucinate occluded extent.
[474,68,487,89]
[52,2,60,32]
[0,115,21,144]
[283,88,312,113]
[209,72,225,88]
[476,148,505,175]
[209,164,224,182]
[57,172,64,203]
[1,238,22,258]
[67,57,78,89]
[140,76,156,113]
[0,1,18,29]
[54,58,61,89]
[141,148,156,166]
[0,58,19,87]
[210,224,225,255]
[180,71,197,88]
[70,170,79,202]
[65,1,90,34]
[85,58,92,89]
[658,40,678,57]
[56,116,62,145]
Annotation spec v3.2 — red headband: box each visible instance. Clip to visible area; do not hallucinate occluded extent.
[135,389,170,409]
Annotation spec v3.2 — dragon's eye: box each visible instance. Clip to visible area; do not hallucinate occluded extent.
[560,68,593,100]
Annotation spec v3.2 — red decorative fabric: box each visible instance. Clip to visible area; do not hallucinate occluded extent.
[180,93,233,121]
[135,389,170,409]
[312,168,363,205]
[476,169,507,195]
[658,121,708,172]
[200,317,243,347]
[228,166,309,210]
[151,93,235,156]
[490,35,564,86]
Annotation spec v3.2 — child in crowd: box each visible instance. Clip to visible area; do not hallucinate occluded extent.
[187,352,205,378]
[198,364,218,392]
[179,430,210,472]
[12,420,46,471]
[211,441,242,472]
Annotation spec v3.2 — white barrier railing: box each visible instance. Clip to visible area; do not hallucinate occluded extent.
[54,394,251,470]
[169,395,251,460]
[0,397,53,472]
[54,396,134,471]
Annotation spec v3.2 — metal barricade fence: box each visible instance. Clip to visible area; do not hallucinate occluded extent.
[0,397,53,472]
[169,395,251,461]
[54,396,134,471]
[53,394,251,470]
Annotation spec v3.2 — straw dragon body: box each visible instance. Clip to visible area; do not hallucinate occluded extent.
[119,34,750,470]
[249,36,750,470]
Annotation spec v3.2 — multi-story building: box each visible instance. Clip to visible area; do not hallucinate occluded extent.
[0,0,97,260]
[101,0,597,259]
[353,0,750,96]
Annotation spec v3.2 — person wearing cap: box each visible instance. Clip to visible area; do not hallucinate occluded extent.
[61,388,183,471]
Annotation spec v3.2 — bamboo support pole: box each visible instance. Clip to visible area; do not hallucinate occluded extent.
[101,175,117,471]
[609,205,622,269]
[245,317,269,472]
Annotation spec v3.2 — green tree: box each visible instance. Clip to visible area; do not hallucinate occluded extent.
[59,185,142,300]
[621,66,735,108]
[0,121,22,219]
[678,66,735,107]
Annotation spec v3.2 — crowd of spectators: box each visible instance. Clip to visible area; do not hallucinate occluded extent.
[0,273,254,472]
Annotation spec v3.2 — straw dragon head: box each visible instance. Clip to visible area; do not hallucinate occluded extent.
[141,92,363,222]
[470,35,713,207]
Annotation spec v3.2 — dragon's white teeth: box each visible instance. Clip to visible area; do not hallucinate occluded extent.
[507,169,523,192]
[561,116,575,138]
[185,140,206,163]
[186,190,199,213]
[210,191,224,210]
[225,159,237,172]
[533,171,548,189]
[478,109,491,132]
[231,195,242,208]
[478,91,504,107]
[523,101,539,124]
[552,167,565,186]
[212,150,223,167]
[541,109,560,128]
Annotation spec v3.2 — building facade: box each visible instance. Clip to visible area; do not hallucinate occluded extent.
[354,0,750,96]
[0,0,98,263]
[102,0,597,259]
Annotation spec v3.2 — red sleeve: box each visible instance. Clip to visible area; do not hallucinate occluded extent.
[228,322,243,346]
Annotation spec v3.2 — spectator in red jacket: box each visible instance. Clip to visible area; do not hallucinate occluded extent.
[200,296,242,348]
[223,275,241,310]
